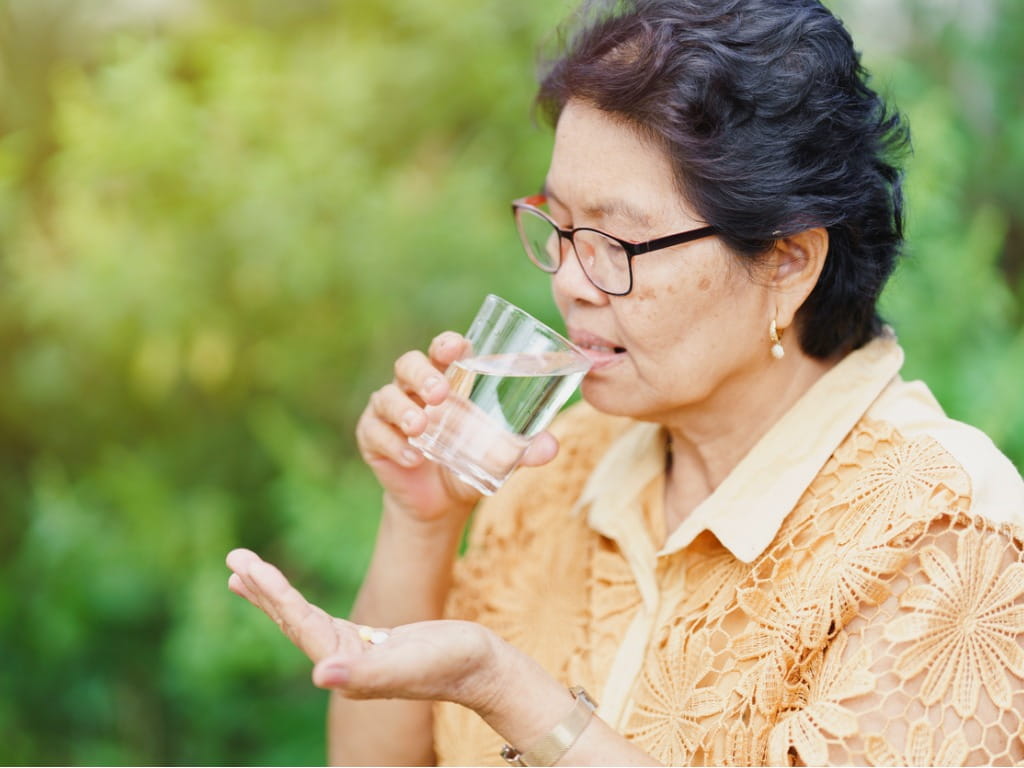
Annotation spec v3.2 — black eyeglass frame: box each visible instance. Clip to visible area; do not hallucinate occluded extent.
[511,194,720,296]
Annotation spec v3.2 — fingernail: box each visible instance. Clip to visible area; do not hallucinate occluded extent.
[400,410,418,431]
[315,660,350,687]
[423,376,443,396]
[402,448,421,467]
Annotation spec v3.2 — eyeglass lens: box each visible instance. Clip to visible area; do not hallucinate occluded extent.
[515,207,631,295]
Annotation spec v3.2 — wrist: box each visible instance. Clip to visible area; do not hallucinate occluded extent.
[381,493,473,538]
[500,687,597,767]
[468,635,582,753]
[449,625,510,714]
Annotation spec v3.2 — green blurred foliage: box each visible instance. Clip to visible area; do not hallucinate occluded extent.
[0,0,1020,764]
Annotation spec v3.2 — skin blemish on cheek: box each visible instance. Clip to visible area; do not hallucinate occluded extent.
[698,276,712,291]
[634,286,658,301]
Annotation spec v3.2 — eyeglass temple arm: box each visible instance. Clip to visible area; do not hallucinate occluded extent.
[514,194,547,209]
[628,225,718,255]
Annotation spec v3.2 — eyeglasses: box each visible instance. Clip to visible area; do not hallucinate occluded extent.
[512,194,719,296]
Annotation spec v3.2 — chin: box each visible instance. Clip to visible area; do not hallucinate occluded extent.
[580,379,642,419]
[581,377,698,424]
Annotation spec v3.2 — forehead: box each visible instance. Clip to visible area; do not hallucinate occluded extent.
[546,100,694,227]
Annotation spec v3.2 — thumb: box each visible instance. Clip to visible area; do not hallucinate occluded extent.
[519,431,559,468]
[310,643,411,699]
[312,653,359,690]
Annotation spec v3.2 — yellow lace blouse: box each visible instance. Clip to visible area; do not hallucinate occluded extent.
[434,334,1024,766]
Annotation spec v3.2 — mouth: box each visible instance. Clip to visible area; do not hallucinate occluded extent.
[569,329,627,369]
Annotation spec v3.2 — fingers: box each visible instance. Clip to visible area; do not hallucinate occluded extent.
[392,352,448,407]
[427,331,471,371]
[225,549,342,662]
[372,384,429,437]
[310,620,495,706]
[357,387,428,469]
[391,332,470,405]
[226,549,291,630]
[228,572,258,603]
[228,553,503,708]
[519,431,560,468]
[355,332,469,470]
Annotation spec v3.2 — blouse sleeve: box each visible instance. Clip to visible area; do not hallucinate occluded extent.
[768,512,1024,766]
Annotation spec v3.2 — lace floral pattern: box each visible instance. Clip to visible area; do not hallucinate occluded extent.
[469,518,591,678]
[435,396,1024,766]
[865,721,970,767]
[623,631,724,764]
[834,432,967,546]
[733,568,808,716]
[676,547,750,618]
[767,633,874,765]
[585,537,643,670]
[885,524,1024,717]
[705,719,770,767]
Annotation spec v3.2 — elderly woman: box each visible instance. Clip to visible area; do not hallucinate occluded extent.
[226,0,1024,765]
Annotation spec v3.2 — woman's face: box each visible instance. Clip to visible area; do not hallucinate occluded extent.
[546,100,777,424]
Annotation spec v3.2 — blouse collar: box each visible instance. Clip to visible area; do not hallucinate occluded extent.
[575,332,905,564]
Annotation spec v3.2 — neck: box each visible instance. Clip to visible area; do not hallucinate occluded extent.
[663,349,837,533]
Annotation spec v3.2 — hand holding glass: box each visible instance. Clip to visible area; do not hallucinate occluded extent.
[409,295,591,495]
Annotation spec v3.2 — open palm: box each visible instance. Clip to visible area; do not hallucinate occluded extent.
[226,548,496,706]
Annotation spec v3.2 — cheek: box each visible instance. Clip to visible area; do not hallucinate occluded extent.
[632,251,720,299]
[552,282,571,319]
[621,271,735,356]
[641,274,712,299]
[618,301,683,356]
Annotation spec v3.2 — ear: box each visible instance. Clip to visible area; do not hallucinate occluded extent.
[767,227,828,329]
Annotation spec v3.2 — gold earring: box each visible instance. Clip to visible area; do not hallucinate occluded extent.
[769,319,785,359]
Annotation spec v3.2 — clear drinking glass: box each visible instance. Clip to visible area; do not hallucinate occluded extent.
[408,294,591,495]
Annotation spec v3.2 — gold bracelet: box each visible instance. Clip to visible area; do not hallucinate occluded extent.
[499,686,598,767]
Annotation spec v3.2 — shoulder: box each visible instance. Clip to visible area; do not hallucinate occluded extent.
[468,400,635,540]
[501,399,635,502]
[865,377,1024,528]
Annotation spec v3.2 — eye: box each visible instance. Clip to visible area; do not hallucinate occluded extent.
[575,229,625,262]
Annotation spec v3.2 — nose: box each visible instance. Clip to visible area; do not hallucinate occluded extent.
[551,237,609,306]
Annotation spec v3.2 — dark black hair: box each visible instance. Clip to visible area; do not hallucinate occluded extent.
[537,0,910,358]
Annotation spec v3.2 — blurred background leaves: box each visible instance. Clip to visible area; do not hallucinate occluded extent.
[0,0,1021,763]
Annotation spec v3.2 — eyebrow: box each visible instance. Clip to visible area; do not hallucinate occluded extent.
[543,183,654,230]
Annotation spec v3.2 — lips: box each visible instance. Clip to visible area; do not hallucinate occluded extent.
[569,328,627,369]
